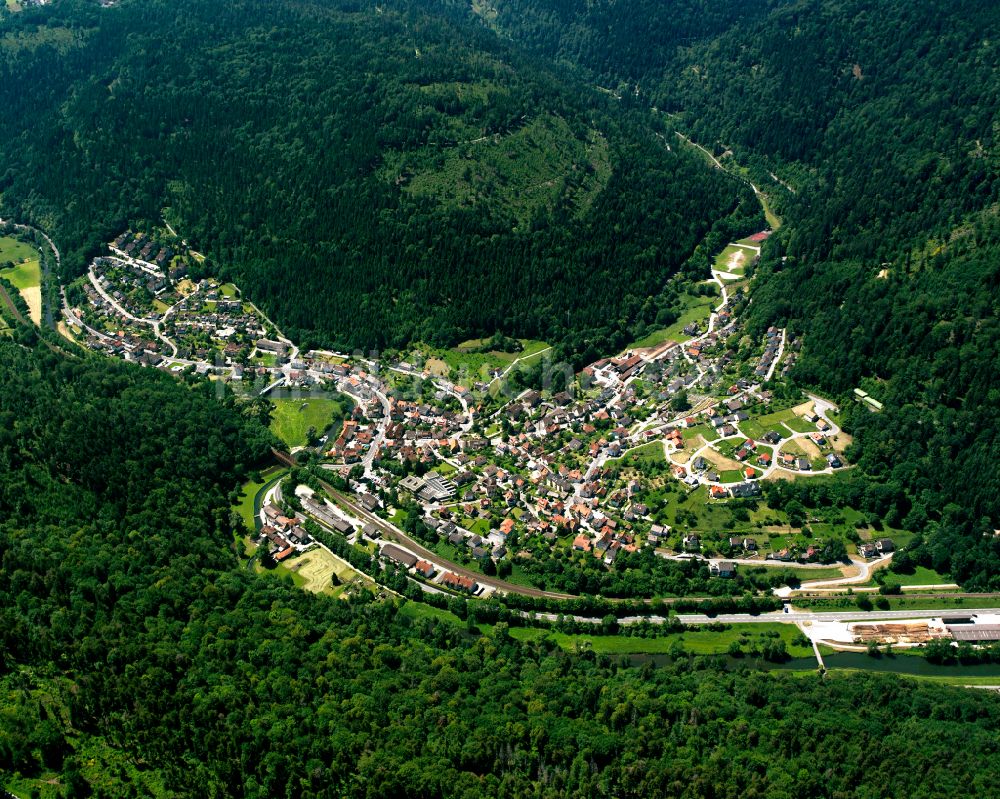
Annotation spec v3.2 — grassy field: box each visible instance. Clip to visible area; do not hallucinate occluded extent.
[629,291,718,350]
[425,338,549,378]
[738,406,803,439]
[713,243,750,276]
[219,282,239,298]
[682,423,719,443]
[784,415,817,434]
[398,600,467,625]
[0,235,37,266]
[0,237,42,324]
[796,595,1000,612]
[745,564,848,582]
[508,622,817,658]
[285,546,377,595]
[269,397,341,448]
[398,600,818,659]
[234,466,286,532]
[255,559,307,588]
[0,256,40,290]
[881,566,949,587]
[618,440,666,465]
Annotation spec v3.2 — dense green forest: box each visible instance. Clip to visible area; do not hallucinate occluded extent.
[3,338,1000,797]
[0,0,758,355]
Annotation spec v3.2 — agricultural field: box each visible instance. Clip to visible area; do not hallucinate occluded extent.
[0,235,41,324]
[269,396,343,448]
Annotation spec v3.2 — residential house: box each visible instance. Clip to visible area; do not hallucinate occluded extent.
[875,538,895,554]
[710,561,737,578]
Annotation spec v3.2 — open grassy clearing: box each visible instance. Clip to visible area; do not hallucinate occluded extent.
[269,397,341,448]
[881,566,950,587]
[399,600,817,659]
[5,730,173,799]
[737,406,801,439]
[616,440,666,465]
[0,242,42,324]
[784,415,817,434]
[0,256,40,290]
[744,564,848,582]
[255,559,308,588]
[796,595,1000,612]
[508,622,816,658]
[713,243,749,275]
[0,235,37,265]
[682,423,719,443]
[423,338,549,378]
[286,547,377,595]
[629,291,719,350]
[234,466,285,533]
[398,599,467,625]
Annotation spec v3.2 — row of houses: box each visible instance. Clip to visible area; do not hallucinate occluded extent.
[380,543,481,594]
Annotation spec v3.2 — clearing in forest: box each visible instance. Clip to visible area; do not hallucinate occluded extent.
[0,238,41,324]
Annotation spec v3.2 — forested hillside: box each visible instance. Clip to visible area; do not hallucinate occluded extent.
[4,338,1000,797]
[0,0,758,354]
[473,0,1000,586]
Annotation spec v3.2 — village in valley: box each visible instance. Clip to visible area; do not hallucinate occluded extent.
[7,213,988,662]
[49,223,907,604]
